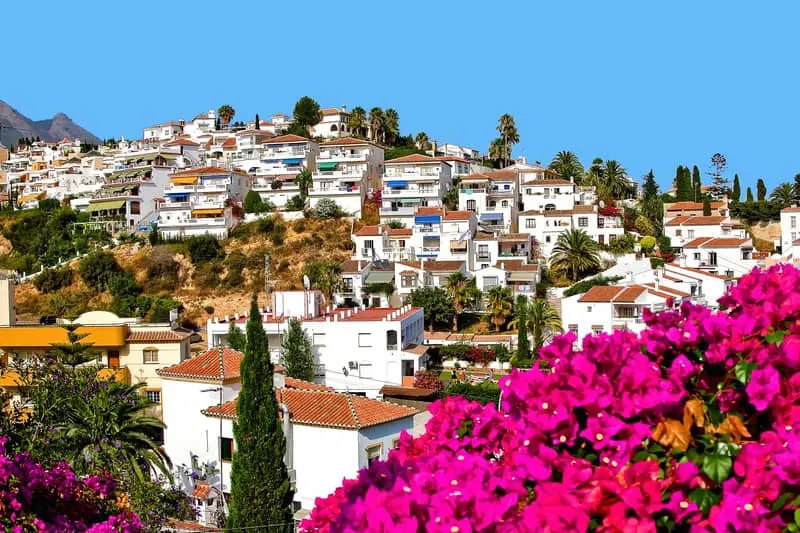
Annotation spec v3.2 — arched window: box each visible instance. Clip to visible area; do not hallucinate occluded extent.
[331,124,338,132]
[143,347,159,364]
[545,203,556,211]
[386,330,398,350]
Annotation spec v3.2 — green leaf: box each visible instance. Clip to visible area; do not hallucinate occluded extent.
[702,453,733,483]
[791,495,800,507]
[795,508,800,527]
[689,488,721,514]
[772,492,792,512]
[734,360,757,385]
[766,330,785,346]
[456,419,473,438]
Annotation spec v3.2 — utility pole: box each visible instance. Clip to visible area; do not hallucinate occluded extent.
[264,254,271,310]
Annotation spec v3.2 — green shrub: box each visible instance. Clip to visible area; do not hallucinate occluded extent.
[293,219,307,233]
[640,236,657,254]
[108,271,140,298]
[314,198,342,219]
[257,216,275,234]
[204,305,215,315]
[33,267,73,294]
[650,257,665,269]
[194,261,223,289]
[445,381,501,405]
[145,247,180,292]
[439,343,472,361]
[148,297,183,323]
[78,251,121,292]
[186,235,222,264]
[270,222,287,245]
[38,198,61,211]
[224,251,247,288]
[285,195,305,212]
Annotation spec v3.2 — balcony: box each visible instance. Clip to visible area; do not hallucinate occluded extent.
[158,217,227,228]
[313,169,366,179]
[476,253,491,261]
[498,250,528,258]
[261,148,308,159]
[383,188,438,197]
[318,152,368,162]
[385,247,415,261]
[360,248,374,258]
[415,224,439,233]
[384,170,439,180]
[309,186,361,196]
[380,206,415,217]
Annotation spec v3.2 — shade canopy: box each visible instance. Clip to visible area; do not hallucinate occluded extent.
[480,212,504,221]
[318,161,338,171]
[508,271,538,282]
[365,271,395,284]
[88,199,126,212]
[387,180,408,188]
[414,215,441,224]
[192,208,224,216]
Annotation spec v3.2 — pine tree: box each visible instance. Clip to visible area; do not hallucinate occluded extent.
[254,114,260,130]
[227,321,246,352]
[227,295,294,532]
[702,197,711,216]
[746,187,754,203]
[756,178,767,201]
[47,324,97,369]
[641,170,663,236]
[512,295,530,364]
[708,153,729,200]
[732,174,741,202]
[692,165,702,202]
[281,318,314,382]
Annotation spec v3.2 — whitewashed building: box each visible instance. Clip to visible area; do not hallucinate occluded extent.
[459,170,518,233]
[310,137,384,215]
[679,237,759,278]
[663,215,744,248]
[380,154,453,226]
[780,206,800,253]
[250,134,318,210]
[143,121,184,142]
[312,106,351,139]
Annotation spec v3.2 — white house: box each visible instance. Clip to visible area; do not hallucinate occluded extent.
[663,215,737,248]
[157,166,250,239]
[310,137,384,215]
[780,207,800,253]
[250,134,318,210]
[206,292,427,397]
[311,106,351,139]
[518,205,624,257]
[183,111,217,140]
[459,170,518,233]
[680,237,759,278]
[143,121,183,142]
[380,154,453,226]
[436,156,472,177]
[87,165,173,230]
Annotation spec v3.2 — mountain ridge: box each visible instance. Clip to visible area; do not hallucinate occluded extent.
[0,100,101,147]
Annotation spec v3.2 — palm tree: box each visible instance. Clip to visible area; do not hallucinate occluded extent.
[295,167,313,199]
[549,151,584,183]
[603,160,633,200]
[60,381,171,481]
[383,109,400,146]
[368,107,385,143]
[528,299,562,352]
[496,114,519,168]
[348,107,367,138]
[550,229,601,282]
[485,286,514,332]
[770,182,795,207]
[217,105,236,127]
[415,132,430,151]
[488,138,507,164]
[446,272,480,332]
[583,157,605,188]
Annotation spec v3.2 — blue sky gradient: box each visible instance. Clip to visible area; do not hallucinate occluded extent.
[3,1,797,192]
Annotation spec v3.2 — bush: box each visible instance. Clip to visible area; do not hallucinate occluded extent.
[148,297,182,323]
[257,215,275,234]
[313,198,342,219]
[194,261,223,289]
[413,370,444,392]
[640,235,657,253]
[563,275,624,297]
[224,251,247,288]
[659,235,672,252]
[108,271,140,298]
[285,195,305,212]
[204,305,215,314]
[37,198,61,211]
[186,235,222,264]
[270,222,287,245]
[78,251,121,292]
[650,256,666,269]
[444,381,501,405]
[439,343,472,361]
[145,246,180,292]
[33,266,73,293]
[293,219,307,233]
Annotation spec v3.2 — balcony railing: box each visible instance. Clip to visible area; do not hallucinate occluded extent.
[380,207,415,216]
[477,253,491,260]
[318,152,367,161]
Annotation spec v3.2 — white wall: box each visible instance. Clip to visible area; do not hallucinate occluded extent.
[292,425,359,509]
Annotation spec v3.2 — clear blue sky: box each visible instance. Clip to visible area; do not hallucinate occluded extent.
[3,1,798,192]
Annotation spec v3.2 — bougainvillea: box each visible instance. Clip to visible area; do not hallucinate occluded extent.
[0,438,142,532]
[301,265,800,532]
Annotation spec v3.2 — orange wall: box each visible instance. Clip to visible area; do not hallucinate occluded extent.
[0,325,128,350]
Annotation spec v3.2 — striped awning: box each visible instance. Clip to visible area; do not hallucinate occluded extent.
[192,208,224,216]
[171,176,198,185]
[88,199,126,212]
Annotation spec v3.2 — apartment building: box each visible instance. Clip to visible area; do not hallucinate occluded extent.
[680,237,759,278]
[312,106,351,139]
[664,200,728,219]
[157,167,249,239]
[472,232,535,269]
[230,129,274,170]
[86,165,172,229]
[143,121,184,142]
[250,134,318,210]
[380,154,452,225]
[518,205,624,257]
[663,215,743,248]
[309,137,384,216]
[459,170,518,233]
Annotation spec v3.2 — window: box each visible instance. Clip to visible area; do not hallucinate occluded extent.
[401,275,416,288]
[617,306,636,319]
[145,390,161,404]
[392,438,401,449]
[709,252,718,266]
[578,217,588,227]
[586,306,593,312]
[220,437,234,461]
[387,330,398,350]
[130,202,140,215]
[545,236,551,243]
[792,216,797,229]
[526,188,532,195]
[401,359,415,377]
[466,199,476,211]
[693,252,701,261]
[358,333,372,347]
[675,229,682,236]
[525,218,536,229]
[143,347,159,364]
[554,188,560,194]
[501,200,509,208]
[366,444,382,466]
[484,276,499,288]
[477,244,489,260]
[364,239,373,249]
[568,324,579,336]
[591,325,604,334]
[312,333,326,346]
[687,230,695,238]
[791,232,797,243]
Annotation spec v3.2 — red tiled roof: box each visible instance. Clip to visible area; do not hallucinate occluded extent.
[397,260,422,270]
[578,285,625,303]
[499,233,529,241]
[461,170,517,181]
[171,166,234,176]
[264,134,309,144]
[354,224,384,236]
[615,286,647,302]
[203,390,417,429]
[666,201,724,211]
[421,260,465,272]
[340,259,367,273]
[321,137,376,147]
[192,482,212,499]
[385,153,440,164]
[667,264,730,280]
[683,237,750,248]
[473,334,514,343]
[435,156,469,164]
[415,206,444,216]
[321,108,345,116]
[284,377,333,391]
[222,138,237,147]
[380,385,439,398]
[782,207,800,213]
[443,210,472,221]
[399,269,417,275]
[682,237,714,248]
[126,330,192,343]
[423,331,451,340]
[389,228,412,237]
[402,344,429,356]
[665,215,726,226]
[303,307,421,323]
[521,179,575,186]
[573,205,596,214]
[156,348,243,382]
[164,139,199,147]
[642,283,690,297]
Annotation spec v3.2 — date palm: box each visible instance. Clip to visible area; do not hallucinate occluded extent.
[770,182,795,208]
[550,229,600,282]
[603,160,634,200]
[294,167,313,199]
[549,151,584,183]
[383,108,400,146]
[446,272,480,332]
[496,114,519,168]
[415,132,430,151]
[217,105,235,127]
[369,107,385,143]
[488,138,508,164]
[348,107,367,138]
[528,298,562,352]
[485,285,514,332]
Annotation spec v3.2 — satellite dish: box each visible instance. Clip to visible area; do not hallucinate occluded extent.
[303,275,311,290]
[598,199,606,209]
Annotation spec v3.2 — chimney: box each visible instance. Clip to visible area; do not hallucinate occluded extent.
[341,104,347,112]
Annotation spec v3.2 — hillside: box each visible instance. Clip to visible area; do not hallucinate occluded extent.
[0,99,101,146]
[12,215,354,326]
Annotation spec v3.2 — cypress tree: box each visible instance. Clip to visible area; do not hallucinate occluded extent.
[281,318,315,382]
[227,295,294,532]
[227,321,247,352]
[692,165,702,201]
[674,166,692,201]
[732,174,741,202]
[702,197,712,216]
[746,187,754,203]
[793,173,800,206]
[255,114,260,130]
[512,295,530,364]
[756,178,767,201]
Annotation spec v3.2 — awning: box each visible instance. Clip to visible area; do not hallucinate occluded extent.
[365,271,395,284]
[111,168,150,180]
[88,199,126,212]
[164,192,189,197]
[17,192,44,204]
[283,158,302,166]
[508,271,538,282]
[102,183,136,193]
[192,208,224,216]
[171,176,198,185]
[387,180,408,188]
[414,215,441,224]
[480,212,504,221]
[318,161,338,171]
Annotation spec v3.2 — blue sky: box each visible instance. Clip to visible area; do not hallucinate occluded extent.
[3,1,798,192]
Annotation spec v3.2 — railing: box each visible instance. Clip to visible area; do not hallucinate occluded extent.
[477,254,491,260]
[460,188,487,193]
[314,170,365,178]
[318,153,367,161]
[314,364,325,377]
[261,149,307,159]
[360,248,373,258]
[498,251,527,257]
[421,247,440,253]
[379,207,415,216]
[384,188,437,195]
[415,225,438,233]
[309,186,360,195]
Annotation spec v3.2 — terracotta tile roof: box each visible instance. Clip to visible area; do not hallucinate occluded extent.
[614,286,647,302]
[380,385,439,398]
[303,306,421,323]
[164,139,200,147]
[402,344,429,356]
[683,237,750,248]
[264,134,309,144]
[521,179,575,186]
[642,283,689,297]
[169,520,218,532]
[543,209,577,217]
[340,259,367,273]
[435,156,470,163]
[415,206,444,216]
[354,224,384,236]
[682,216,726,226]
[447,333,475,342]
[499,233,529,241]
[647,288,678,300]
[321,108,345,116]
[782,207,800,213]
[192,482,212,499]
[473,334,514,342]
[666,201,724,211]
[171,166,233,176]
[156,348,243,382]
[399,269,417,275]
[573,205,596,214]
[126,330,192,343]
[421,260,465,272]
[385,153,440,164]
[321,137,376,147]
[443,210,472,221]
[203,390,417,429]
[578,285,624,303]
[461,170,517,181]
[222,138,237,148]
[474,232,498,241]
[683,237,714,248]
[389,228,412,237]
[397,260,422,270]
[284,377,333,391]
[423,331,451,340]
[664,215,691,226]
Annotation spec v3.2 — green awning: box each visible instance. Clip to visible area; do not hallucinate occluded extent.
[318,161,338,171]
[88,199,126,212]
[102,183,136,193]
[365,271,395,284]
[111,168,151,180]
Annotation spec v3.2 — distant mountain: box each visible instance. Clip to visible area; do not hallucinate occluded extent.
[0,100,101,147]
